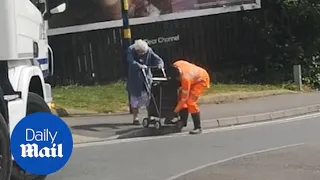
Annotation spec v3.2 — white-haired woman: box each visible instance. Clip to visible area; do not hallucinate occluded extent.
[126,39,164,125]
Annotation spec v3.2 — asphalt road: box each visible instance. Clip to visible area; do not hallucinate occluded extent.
[48,113,320,180]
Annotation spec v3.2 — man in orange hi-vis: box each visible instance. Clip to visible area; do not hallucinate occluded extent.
[172,60,210,134]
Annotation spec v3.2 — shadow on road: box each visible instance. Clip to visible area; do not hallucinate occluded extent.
[118,126,184,139]
[70,123,141,138]
[70,122,183,140]
[72,123,136,131]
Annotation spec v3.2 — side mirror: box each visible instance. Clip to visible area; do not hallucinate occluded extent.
[50,3,66,14]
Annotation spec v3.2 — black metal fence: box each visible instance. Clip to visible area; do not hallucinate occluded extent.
[47,1,283,86]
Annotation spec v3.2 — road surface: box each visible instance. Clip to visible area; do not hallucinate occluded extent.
[48,113,320,180]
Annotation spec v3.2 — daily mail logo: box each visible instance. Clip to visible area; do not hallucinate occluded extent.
[20,129,63,158]
[10,112,73,175]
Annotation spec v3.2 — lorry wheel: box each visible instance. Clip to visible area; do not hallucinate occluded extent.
[11,92,50,180]
[26,92,51,115]
[0,113,12,180]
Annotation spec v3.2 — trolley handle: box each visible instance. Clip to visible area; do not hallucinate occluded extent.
[142,66,167,78]
[146,66,162,69]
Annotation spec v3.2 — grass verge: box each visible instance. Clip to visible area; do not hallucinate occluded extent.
[52,82,297,113]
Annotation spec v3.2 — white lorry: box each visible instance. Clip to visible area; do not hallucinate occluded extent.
[0,0,66,180]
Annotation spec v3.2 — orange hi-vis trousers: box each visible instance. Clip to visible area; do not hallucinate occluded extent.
[174,60,210,114]
[179,81,208,113]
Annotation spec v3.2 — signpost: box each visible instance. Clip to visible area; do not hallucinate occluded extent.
[293,65,303,91]
[121,0,133,113]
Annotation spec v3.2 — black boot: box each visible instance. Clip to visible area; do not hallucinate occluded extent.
[190,112,202,134]
[179,108,189,127]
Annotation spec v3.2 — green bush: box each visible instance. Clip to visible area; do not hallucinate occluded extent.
[243,0,320,88]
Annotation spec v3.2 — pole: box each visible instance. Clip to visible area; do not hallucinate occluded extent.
[121,0,133,113]
[293,65,302,91]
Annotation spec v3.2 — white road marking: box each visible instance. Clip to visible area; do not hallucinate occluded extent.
[165,143,305,180]
[74,112,320,148]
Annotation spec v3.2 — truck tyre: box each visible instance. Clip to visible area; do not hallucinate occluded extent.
[11,92,50,180]
[0,113,12,180]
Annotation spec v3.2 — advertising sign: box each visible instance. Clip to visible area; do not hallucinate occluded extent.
[48,0,261,35]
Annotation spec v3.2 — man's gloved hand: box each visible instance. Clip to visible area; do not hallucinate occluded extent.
[164,112,178,124]
[157,64,163,69]
[174,106,180,114]
[172,111,179,119]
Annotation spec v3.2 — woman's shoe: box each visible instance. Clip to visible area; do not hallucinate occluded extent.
[133,119,140,125]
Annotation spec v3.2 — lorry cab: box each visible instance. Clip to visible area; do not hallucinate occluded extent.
[0,0,66,180]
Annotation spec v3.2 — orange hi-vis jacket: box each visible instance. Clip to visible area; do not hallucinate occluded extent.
[173,60,210,113]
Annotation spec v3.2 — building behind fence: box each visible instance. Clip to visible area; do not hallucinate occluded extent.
[47,0,292,86]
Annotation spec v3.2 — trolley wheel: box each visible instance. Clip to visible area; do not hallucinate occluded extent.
[175,120,184,130]
[142,118,149,128]
[154,121,161,130]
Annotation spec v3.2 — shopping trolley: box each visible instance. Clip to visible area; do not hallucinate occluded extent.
[141,66,184,130]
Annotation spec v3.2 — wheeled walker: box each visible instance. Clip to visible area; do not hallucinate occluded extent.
[141,67,185,131]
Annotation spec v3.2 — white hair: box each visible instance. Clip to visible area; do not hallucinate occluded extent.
[133,39,149,53]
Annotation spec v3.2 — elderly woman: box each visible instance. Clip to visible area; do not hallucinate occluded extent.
[126,39,164,125]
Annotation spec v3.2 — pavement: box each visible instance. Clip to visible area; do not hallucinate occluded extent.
[47,111,320,180]
[64,91,320,144]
